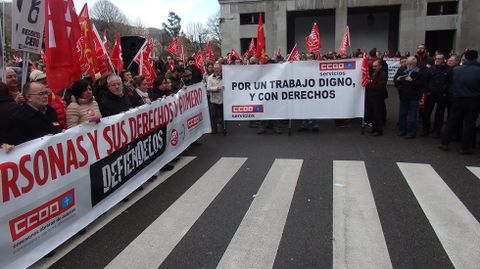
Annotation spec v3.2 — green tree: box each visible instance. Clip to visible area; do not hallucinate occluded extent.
[162,12,182,38]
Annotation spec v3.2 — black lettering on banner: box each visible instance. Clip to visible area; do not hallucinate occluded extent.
[89,126,167,206]
[28,0,41,24]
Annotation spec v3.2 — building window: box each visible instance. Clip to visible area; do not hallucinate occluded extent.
[240,38,256,55]
[240,13,265,25]
[427,1,458,16]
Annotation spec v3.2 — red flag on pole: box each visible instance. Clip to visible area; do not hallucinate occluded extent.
[194,49,205,74]
[287,44,300,62]
[206,42,215,64]
[134,39,156,87]
[361,49,370,87]
[92,24,113,75]
[248,37,256,57]
[44,0,83,93]
[228,49,241,64]
[103,31,109,52]
[111,34,124,72]
[256,13,267,64]
[78,4,98,80]
[167,37,179,56]
[305,22,322,52]
[338,25,351,57]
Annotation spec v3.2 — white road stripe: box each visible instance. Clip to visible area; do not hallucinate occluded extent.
[333,160,393,269]
[466,166,480,180]
[398,163,480,269]
[106,157,247,269]
[217,159,303,269]
[29,156,196,269]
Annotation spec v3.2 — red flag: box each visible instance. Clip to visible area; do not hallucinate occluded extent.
[206,42,215,64]
[169,59,175,71]
[256,13,267,64]
[287,44,300,62]
[361,49,370,87]
[248,37,256,57]
[103,31,109,52]
[134,39,156,87]
[45,0,83,93]
[243,51,250,63]
[78,4,97,80]
[305,22,322,52]
[92,24,113,75]
[167,37,179,56]
[111,34,124,72]
[228,49,241,64]
[338,25,351,57]
[194,49,205,74]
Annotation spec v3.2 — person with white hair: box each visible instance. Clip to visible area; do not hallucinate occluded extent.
[394,56,425,139]
[98,74,131,117]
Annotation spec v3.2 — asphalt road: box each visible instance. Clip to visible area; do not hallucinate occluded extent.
[32,88,480,269]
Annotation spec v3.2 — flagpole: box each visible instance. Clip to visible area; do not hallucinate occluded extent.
[20,51,29,92]
[127,40,147,70]
[92,24,116,75]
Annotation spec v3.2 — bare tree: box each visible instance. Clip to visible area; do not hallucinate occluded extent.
[205,10,221,42]
[91,0,128,25]
[185,22,207,50]
[91,0,130,40]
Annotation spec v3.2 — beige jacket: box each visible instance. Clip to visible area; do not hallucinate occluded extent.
[207,73,223,104]
[66,97,102,128]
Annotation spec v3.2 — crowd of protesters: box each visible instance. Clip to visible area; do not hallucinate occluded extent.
[0,43,479,155]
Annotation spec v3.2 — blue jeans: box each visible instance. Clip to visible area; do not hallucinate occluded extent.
[399,100,418,137]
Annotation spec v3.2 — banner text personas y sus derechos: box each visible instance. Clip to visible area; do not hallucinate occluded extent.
[0,83,211,269]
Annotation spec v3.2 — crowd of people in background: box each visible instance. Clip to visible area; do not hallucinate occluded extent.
[0,43,479,155]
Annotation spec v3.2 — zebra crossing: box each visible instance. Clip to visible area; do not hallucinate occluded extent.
[33,156,480,269]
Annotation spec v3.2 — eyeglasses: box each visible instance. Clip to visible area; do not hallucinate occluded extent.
[28,91,51,96]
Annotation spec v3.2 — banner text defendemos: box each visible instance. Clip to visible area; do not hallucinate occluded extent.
[230,72,355,102]
[0,87,203,204]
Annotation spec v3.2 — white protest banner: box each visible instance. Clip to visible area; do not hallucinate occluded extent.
[0,83,211,269]
[223,59,365,120]
[11,0,45,54]
[384,57,401,82]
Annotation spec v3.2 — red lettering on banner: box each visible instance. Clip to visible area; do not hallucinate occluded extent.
[1,162,20,202]
[33,150,49,186]
[87,130,100,160]
[47,143,65,180]
[66,139,79,174]
[19,155,34,194]
[77,136,89,167]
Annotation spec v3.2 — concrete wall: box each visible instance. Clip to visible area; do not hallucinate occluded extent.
[347,13,390,52]
[219,0,480,57]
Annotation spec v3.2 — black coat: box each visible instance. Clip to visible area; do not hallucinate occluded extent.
[366,69,388,99]
[98,90,131,117]
[186,66,203,85]
[426,64,452,96]
[0,96,20,144]
[451,60,480,98]
[6,104,63,145]
[148,88,174,101]
[129,90,149,108]
[394,68,425,101]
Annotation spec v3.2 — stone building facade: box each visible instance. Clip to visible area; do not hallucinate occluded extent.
[218,0,479,57]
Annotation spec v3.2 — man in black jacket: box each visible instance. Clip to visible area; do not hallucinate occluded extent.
[99,74,131,117]
[394,56,425,139]
[365,60,388,136]
[421,53,452,137]
[6,82,63,145]
[0,82,19,151]
[440,50,480,154]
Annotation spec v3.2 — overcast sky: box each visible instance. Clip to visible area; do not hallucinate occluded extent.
[73,0,220,29]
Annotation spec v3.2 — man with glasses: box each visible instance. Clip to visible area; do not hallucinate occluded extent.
[6,82,63,145]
